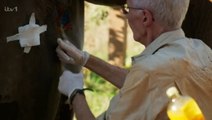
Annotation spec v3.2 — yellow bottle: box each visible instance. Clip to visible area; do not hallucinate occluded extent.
[166,86,205,120]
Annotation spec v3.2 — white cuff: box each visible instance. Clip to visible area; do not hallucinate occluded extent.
[82,51,90,66]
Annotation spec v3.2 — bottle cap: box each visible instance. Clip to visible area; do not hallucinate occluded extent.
[166,86,179,98]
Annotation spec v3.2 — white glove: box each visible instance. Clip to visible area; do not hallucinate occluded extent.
[58,70,84,98]
[56,38,89,66]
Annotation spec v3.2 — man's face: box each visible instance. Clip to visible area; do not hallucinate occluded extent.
[126,0,146,44]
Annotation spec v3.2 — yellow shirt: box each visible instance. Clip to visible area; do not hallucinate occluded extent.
[98,29,212,120]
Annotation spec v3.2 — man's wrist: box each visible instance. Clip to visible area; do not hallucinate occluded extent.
[82,51,90,66]
[69,88,93,106]
[69,89,85,105]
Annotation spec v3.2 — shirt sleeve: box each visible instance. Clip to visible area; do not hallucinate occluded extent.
[108,55,175,120]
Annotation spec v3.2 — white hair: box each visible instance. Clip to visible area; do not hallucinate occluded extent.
[136,0,190,29]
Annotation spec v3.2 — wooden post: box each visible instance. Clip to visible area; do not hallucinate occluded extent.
[182,0,212,47]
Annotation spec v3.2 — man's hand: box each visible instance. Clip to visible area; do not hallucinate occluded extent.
[56,38,89,66]
[58,70,84,98]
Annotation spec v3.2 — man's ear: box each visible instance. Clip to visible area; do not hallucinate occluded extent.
[142,10,154,27]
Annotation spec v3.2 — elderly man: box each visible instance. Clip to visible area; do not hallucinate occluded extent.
[56,0,212,119]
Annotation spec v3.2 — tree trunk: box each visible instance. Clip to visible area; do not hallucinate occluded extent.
[55,0,84,120]
[0,0,84,120]
[182,0,212,48]
[108,7,127,67]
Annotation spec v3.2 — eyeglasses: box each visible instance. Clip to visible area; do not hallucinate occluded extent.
[122,5,144,14]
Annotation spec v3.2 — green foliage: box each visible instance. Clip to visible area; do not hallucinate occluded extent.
[83,3,115,116]
[82,2,144,118]
[82,68,118,117]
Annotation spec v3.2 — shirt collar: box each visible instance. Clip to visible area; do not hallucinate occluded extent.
[132,29,186,63]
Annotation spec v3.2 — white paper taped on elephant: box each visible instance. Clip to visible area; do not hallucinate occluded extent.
[6,13,47,53]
